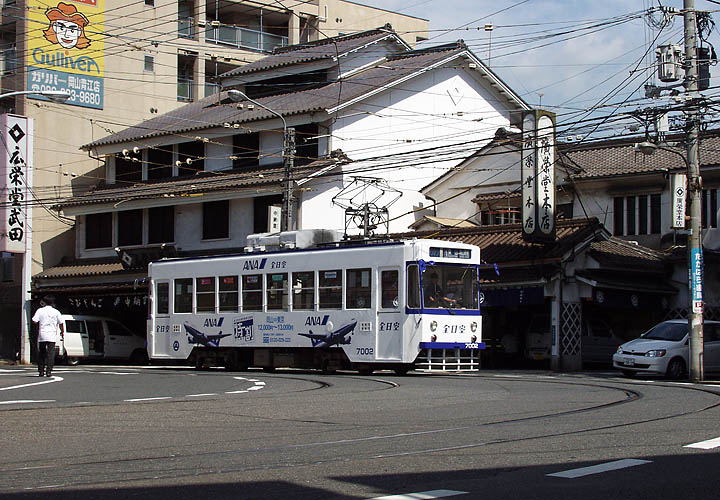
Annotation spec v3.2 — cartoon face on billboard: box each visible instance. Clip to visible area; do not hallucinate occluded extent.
[43,2,91,50]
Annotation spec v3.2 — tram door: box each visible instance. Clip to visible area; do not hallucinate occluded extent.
[376,268,402,359]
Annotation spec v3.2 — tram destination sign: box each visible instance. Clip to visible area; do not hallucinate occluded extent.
[430,247,472,259]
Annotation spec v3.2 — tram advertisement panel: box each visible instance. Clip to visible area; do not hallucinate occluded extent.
[160,311,378,362]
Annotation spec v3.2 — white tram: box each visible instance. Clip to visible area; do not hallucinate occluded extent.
[147,235,484,373]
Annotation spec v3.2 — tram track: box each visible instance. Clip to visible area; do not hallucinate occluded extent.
[3,373,720,492]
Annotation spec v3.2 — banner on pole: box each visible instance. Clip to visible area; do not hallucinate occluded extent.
[671,173,687,229]
[0,114,32,253]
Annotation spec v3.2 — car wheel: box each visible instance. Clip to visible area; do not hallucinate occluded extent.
[621,370,636,378]
[129,349,149,365]
[666,358,686,380]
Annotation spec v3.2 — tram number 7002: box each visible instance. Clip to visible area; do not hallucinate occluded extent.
[356,347,374,356]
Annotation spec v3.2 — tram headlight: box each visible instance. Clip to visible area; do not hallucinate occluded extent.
[470,321,478,333]
[471,335,477,343]
[430,320,437,332]
[431,334,437,342]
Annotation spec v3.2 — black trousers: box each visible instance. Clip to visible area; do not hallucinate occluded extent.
[37,342,56,375]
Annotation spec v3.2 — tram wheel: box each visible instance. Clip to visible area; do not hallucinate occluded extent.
[357,365,374,376]
[393,365,411,376]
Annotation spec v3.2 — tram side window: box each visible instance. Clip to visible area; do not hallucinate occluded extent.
[219,276,239,312]
[156,282,169,315]
[242,274,262,311]
[381,270,399,309]
[346,268,371,309]
[319,270,342,309]
[174,278,193,313]
[267,272,288,311]
[292,271,314,310]
[196,277,216,313]
[406,264,420,308]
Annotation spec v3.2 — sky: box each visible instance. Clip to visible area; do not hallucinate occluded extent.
[353,0,720,141]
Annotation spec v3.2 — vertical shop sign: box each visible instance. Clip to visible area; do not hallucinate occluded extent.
[521,110,557,243]
[521,113,536,239]
[671,173,687,229]
[27,0,105,109]
[0,115,33,253]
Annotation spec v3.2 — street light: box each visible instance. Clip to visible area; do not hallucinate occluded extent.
[228,89,295,232]
[634,139,703,381]
[0,89,71,103]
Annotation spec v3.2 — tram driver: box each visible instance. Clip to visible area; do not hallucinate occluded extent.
[424,272,457,308]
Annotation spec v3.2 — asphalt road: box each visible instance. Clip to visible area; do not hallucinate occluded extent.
[0,365,719,499]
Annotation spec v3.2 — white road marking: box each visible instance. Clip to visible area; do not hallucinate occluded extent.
[0,400,55,405]
[493,374,521,378]
[685,436,720,449]
[547,459,652,478]
[248,386,263,391]
[125,397,172,402]
[366,490,467,500]
[0,376,63,391]
[226,390,248,394]
[186,393,217,397]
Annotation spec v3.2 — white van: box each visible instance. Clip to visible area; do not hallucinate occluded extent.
[56,314,148,365]
[523,314,621,365]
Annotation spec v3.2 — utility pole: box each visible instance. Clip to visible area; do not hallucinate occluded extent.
[282,127,296,232]
[683,0,704,382]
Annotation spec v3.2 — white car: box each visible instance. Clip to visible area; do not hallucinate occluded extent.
[56,314,148,365]
[612,319,720,379]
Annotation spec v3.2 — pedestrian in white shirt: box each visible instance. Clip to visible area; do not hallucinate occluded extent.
[31,295,64,377]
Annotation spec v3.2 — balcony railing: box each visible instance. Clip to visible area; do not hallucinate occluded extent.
[205,82,220,98]
[177,77,194,102]
[206,25,288,52]
[0,47,16,75]
[178,17,195,39]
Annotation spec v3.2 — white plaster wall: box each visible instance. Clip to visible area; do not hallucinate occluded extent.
[205,136,233,171]
[427,144,521,222]
[175,198,255,251]
[329,67,512,231]
[76,198,256,259]
[298,176,345,231]
[259,130,285,166]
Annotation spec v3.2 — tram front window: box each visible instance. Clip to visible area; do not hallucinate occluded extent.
[421,265,478,309]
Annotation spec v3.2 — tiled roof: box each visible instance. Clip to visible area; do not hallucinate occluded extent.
[396,218,606,264]
[410,216,478,229]
[471,191,521,203]
[587,238,668,272]
[83,42,472,150]
[55,157,342,208]
[560,131,720,179]
[220,26,407,79]
[35,261,126,279]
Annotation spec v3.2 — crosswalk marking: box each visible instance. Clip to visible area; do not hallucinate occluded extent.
[547,459,652,478]
[366,490,467,500]
[685,436,720,449]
